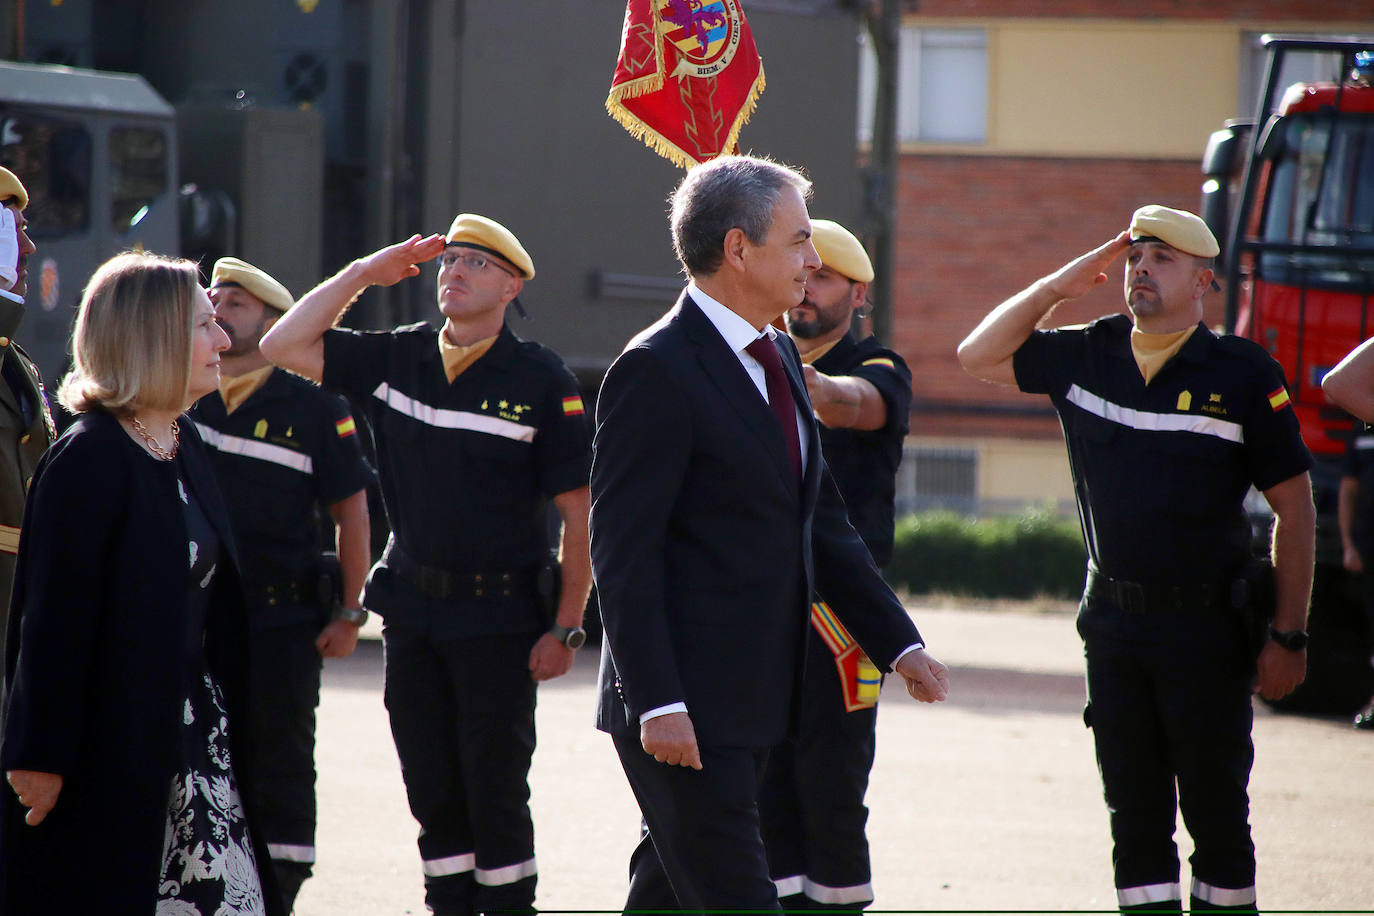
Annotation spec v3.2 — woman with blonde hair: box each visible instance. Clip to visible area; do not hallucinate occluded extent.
[0,252,281,914]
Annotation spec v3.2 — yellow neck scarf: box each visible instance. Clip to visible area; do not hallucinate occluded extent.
[439,331,498,383]
[218,365,274,414]
[1130,325,1196,385]
[799,338,840,366]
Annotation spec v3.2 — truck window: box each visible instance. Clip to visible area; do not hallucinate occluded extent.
[0,112,92,238]
[110,126,168,234]
[1262,112,1374,288]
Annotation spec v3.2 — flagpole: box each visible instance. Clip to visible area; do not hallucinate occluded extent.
[861,0,901,346]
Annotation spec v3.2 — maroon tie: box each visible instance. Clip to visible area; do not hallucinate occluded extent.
[745,335,803,481]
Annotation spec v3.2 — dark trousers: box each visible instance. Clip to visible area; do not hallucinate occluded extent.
[758,628,878,910]
[383,627,538,915]
[246,619,324,906]
[613,733,781,913]
[1078,596,1257,913]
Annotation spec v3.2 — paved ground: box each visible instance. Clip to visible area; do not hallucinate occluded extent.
[295,604,1374,914]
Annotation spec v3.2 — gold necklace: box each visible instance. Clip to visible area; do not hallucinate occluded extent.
[130,415,180,460]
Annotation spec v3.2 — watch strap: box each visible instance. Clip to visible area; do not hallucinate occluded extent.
[1268,625,1308,651]
[336,606,369,626]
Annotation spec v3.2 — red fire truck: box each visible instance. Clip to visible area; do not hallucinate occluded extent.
[1201,34,1374,711]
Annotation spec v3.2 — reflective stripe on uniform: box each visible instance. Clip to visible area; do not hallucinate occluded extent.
[1191,878,1256,906]
[1067,384,1244,444]
[805,878,874,904]
[773,875,874,905]
[371,382,536,443]
[1117,881,1182,907]
[474,856,537,886]
[422,852,476,877]
[194,423,314,474]
[0,523,19,555]
[1355,434,1374,451]
[266,842,316,864]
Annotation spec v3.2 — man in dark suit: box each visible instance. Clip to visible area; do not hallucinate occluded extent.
[589,155,949,912]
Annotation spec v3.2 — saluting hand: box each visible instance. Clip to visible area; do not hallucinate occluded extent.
[894,647,950,703]
[1040,231,1132,303]
[7,769,63,826]
[641,711,702,770]
[359,234,446,287]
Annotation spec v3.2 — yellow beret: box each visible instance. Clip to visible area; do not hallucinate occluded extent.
[0,166,28,210]
[1129,205,1219,258]
[810,219,873,283]
[445,213,535,279]
[210,257,295,313]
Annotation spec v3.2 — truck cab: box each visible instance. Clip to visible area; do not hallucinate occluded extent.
[0,60,180,390]
[1202,35,1374,711]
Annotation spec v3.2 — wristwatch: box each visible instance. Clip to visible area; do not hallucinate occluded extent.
[1268,625,1308,651]
[549,623,587,649]
[336,606,369,627]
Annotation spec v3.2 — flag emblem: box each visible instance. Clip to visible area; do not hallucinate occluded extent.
[336,416,357,438]
[562,396,585,416]
[606,0,765,168]
[1268,386,1291,411]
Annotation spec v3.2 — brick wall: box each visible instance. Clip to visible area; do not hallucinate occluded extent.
[891,155,1222,440]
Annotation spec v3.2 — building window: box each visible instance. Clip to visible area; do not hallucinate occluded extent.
[858,26,987,145]
[897,446,977,515]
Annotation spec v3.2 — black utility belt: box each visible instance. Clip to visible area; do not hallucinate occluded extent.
[248,575,320,609]
[1086,568,1234,615]
[388,550,539,602]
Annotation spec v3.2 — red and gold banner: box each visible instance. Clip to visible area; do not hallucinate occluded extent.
[606,0,766,169]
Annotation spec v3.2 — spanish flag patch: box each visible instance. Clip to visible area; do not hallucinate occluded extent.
[1268,387,1291,411]
[861,357,895,368]
[335,416,357,438]
[562,396,585,417]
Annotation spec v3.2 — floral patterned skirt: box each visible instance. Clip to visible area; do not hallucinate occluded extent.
[156,670,266,916]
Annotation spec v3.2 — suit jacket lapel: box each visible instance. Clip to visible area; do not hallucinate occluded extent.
[774,331,822,511]
[678,294,798,492]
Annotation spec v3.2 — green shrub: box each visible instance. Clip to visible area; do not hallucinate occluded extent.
[885,507,1087,599]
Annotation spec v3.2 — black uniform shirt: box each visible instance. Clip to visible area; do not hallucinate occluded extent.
[810,333,912,567]
[1014,315,1311,585]
[191,368,375,630]
[1343,424,1374,560]
[322,323,591,635]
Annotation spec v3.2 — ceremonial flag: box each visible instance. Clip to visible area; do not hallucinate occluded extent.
[606,0,766,169]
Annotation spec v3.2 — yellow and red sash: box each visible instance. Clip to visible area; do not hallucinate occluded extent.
[811,599,881,712]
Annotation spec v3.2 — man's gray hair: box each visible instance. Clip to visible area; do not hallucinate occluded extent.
[669,155,812,277]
